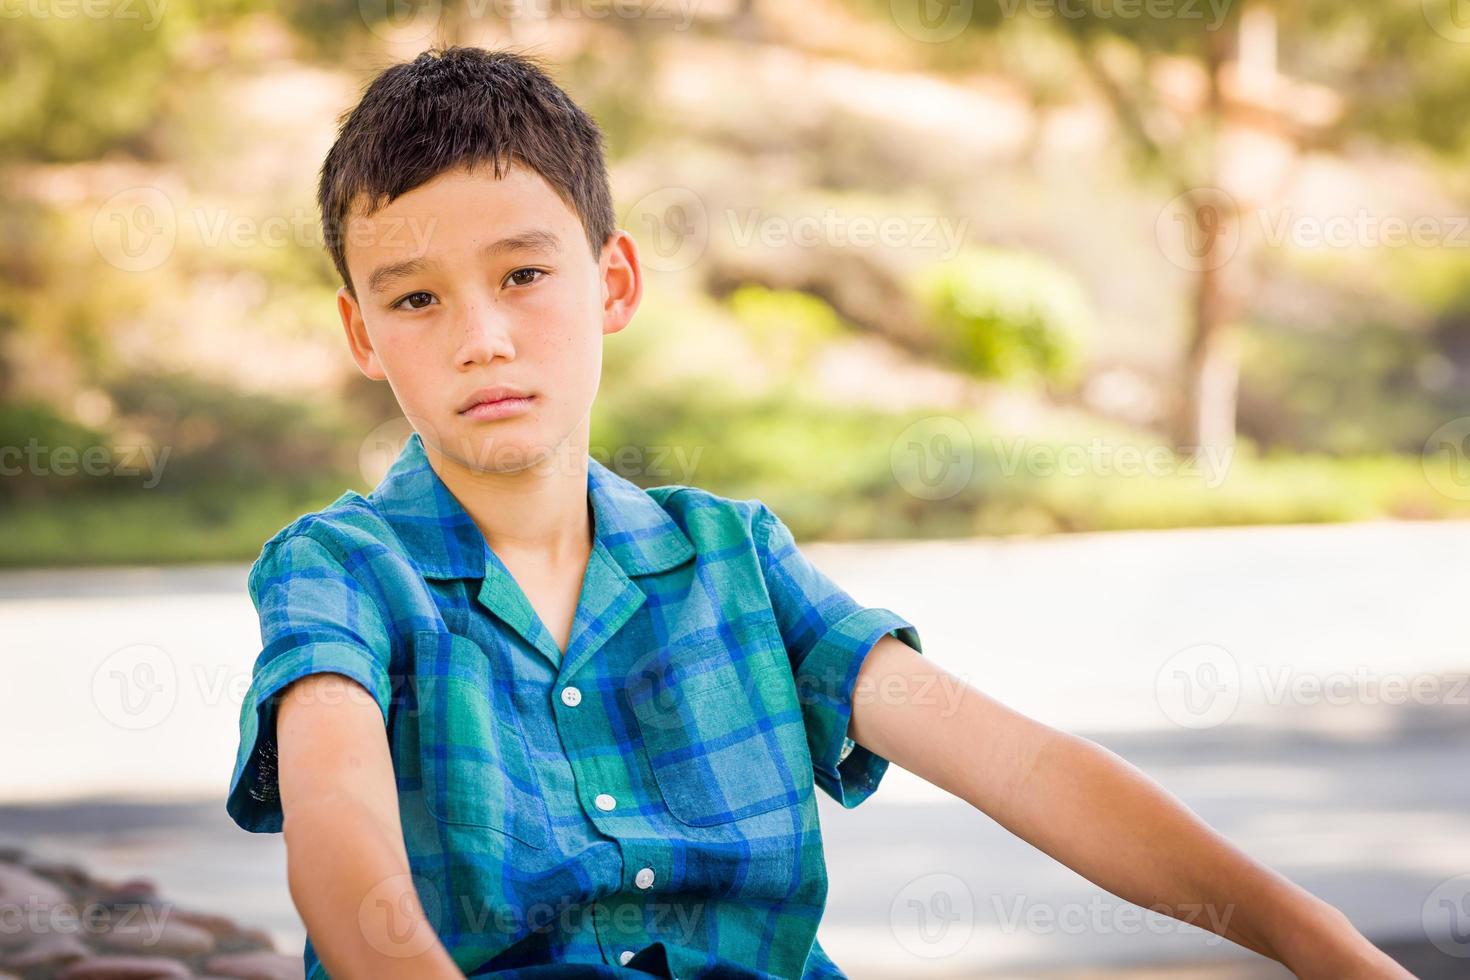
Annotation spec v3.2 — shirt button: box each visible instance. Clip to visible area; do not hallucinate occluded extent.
[619,950,634,965]
[594,793,617,811]
[634,867,655,889]
[560,686,582,707]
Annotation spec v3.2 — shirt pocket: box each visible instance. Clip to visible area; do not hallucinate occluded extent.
[411,629,551,850]
[630,629,813,828]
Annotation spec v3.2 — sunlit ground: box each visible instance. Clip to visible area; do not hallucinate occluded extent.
[3,520,1467,976]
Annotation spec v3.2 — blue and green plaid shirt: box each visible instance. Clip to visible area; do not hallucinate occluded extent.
[227,431,924,979]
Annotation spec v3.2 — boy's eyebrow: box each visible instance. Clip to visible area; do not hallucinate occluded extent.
[366,229,563,296]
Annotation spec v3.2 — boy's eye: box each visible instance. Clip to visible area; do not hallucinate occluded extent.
[504,268,546,288]
[393,291,436,311]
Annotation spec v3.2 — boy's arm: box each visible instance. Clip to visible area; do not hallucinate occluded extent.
[276,672,462,980]
[846,635,1412,979]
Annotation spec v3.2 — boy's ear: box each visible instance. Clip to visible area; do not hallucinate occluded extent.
[600,229,642,337]
[338,285,387,381]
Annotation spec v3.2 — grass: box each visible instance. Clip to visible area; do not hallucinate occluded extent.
[5,406,1468,568]
[0,478,361,568]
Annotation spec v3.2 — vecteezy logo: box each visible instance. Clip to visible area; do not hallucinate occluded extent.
[92,643,178,730]
[889,872,974,959]
[360,416,415,486]
[358,0,443,43]
[891,0,974,43]
[92,186,177,273]
[1154,643,1241,729]
[890,415,975,501]
[359,414,442,486]
[1422,417,1470,501]
[622,648,688,733]
[623,187,709,273]
[359,872,444,958]
[1423,874,1470,958]
[1424,0,1470,44]
[1155,187,1241,273]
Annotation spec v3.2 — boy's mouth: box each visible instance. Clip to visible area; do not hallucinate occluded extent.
[458,385,536,421]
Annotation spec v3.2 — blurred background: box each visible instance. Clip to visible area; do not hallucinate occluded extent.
[2,1,1469,977]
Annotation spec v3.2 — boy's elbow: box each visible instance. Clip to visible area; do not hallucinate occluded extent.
[282,786,360,850]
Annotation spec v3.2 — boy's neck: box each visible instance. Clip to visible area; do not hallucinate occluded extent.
[422,433,594,569]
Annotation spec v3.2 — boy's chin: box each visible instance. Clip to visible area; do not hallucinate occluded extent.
[442,429,576,475]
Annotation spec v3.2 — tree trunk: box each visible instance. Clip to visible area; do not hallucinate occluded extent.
[1179,259,1241,452]
[1175,21,1243,457]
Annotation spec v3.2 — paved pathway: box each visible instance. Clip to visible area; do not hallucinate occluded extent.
[3,521,1467,976]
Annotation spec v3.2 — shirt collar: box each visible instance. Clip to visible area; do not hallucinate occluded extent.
[368,431,695,580]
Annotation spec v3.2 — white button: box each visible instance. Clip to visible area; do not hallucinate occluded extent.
[594,793,617,811]
[560,686,582,707]
[634,867,655,889]
[619,950,634,965]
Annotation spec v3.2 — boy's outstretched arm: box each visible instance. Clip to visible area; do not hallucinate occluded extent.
[845,635,1412,979]
[276,672,464,980]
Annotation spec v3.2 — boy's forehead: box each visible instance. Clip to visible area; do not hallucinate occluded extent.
[345,161,565,227]
[341,163,581,271]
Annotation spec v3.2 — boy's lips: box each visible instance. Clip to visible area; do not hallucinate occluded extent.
[460,396,534,421]
[458,386,536,422]
[457,385,533,414]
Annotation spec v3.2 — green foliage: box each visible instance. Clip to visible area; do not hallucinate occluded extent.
[0,400,111,501]
[0,370,358,502]
[0,372,366,565]
[0,478,353,567]
[596,386,1470,543]
[910,247,1090,383]
[271,0,378,53]
[0,9,189,162]
[6,0,1470,567]
[7,373,1467,564]
[102,369,357,492]
[1237,318,1458,455]
[727,286,847,372]
[1016,446,1465,531]
[0,1,372,163]
[881,0,1470,160]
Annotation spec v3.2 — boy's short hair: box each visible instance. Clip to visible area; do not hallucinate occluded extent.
[316,45,617,294]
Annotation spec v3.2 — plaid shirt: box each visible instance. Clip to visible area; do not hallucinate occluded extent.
[228,431,923,980]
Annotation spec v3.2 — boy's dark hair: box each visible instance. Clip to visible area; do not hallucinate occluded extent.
[317,46,617,294]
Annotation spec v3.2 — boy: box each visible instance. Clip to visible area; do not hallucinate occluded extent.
[227,46,1409,980]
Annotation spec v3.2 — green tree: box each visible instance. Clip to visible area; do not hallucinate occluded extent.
[861,0,1470,454]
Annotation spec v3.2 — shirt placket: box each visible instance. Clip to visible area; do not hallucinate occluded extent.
[539,539,669,969]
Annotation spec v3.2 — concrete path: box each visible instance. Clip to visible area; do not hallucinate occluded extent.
[3,520,1467,976]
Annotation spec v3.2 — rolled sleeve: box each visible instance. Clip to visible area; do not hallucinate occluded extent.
[754,504,923,809]
[227,530,394,834]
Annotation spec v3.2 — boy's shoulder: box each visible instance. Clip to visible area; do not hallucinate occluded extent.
[635,477,775,545]
[244,490,408,596]
[249,469,778,589]
[253,489,391,563]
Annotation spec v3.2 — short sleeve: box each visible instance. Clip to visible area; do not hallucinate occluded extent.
[227,530,394,833]
[753,503,923,809]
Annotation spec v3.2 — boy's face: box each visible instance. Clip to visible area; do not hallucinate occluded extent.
[336,162,640,475]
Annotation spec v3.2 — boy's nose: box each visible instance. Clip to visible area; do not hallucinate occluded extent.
[456,300,516,366]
